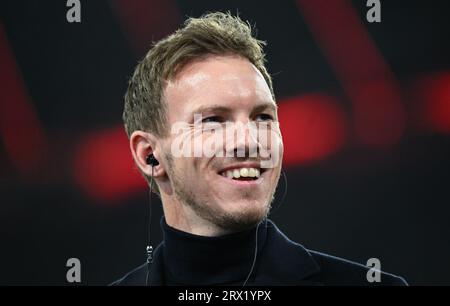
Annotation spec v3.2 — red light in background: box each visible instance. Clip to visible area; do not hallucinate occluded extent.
[110,0,181,56]
[73,127,146,203]
[0,22,48,178]
[296,0,406,148]
[278,94,348,165]
[411,72,450,134]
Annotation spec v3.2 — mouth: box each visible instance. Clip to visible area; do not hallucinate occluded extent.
[217,164,268,186]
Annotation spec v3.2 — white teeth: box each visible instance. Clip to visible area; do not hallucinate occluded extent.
[240,168,249,177]
[222,167,261,179]
[248,168,256,177]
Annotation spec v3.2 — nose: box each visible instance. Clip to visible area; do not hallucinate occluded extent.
[225,120,260,159]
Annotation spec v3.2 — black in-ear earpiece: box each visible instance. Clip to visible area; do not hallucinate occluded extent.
[145,153,158,286]
[146,154,159,166]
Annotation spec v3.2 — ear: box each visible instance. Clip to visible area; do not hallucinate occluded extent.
[129,130,166,179]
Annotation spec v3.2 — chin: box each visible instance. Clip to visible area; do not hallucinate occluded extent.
[221,196,265,212]
[217,200,269,231]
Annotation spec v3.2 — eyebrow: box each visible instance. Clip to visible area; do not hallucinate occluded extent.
[191,103,277,117]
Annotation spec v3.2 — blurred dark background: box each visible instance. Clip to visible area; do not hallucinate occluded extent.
[1,0,449,285]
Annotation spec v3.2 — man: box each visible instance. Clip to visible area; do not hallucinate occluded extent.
[113,12,407,286]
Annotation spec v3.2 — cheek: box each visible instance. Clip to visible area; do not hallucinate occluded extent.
[180,158,212,186]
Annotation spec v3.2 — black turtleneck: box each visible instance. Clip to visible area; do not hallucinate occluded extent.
[161,217,268,286]
[112,217,408,286]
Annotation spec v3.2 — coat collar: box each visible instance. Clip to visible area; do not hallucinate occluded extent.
[250,220,322,285]
[146,219,322,286]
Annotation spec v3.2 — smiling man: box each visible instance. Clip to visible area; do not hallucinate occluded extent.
[112,12,407,286]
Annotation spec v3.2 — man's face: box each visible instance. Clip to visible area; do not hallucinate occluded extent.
[160,55,283,232]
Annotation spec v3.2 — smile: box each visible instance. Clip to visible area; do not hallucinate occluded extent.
[220,167,260,180]
[217,163,268,186]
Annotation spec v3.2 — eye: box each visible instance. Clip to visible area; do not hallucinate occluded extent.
[255,114,274,121]
[202,116,224,123]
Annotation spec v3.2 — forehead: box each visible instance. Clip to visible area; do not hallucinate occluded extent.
[163,55,274,120]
